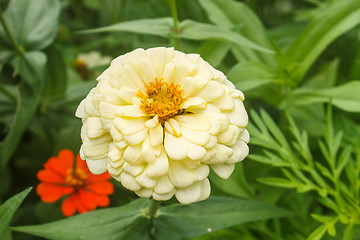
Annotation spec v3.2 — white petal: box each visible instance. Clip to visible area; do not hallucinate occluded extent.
[114,117,146,136]
[182,159,201,169]
[99,102,123,119]
[75,99,86,118]
[206,144,233,164]
[107,162,122,177]
[239,129,250,143]
[153,189,175,201]
[122,162,145,176]
[85,92,100,116]
[193,164,210,182]
[150,123,163,147]
[123,64,146,90]
[86,158,108,174]
[145,115,159,128]
[119,86,137,103]
[180,127,210,146]
[82,135,111,159]
[161,63,175,83]
[123,144,143,165]
[120,105,146,117]
[135,171,157,188]
[99,117,113,130]
[198,178,211,202]
[146,47,174,77]
[227,140,249,163]
[154,175,174,194]
[203,135,217,149]
[211,94,234,110]
[123,127,149,145]
[181,97,207,111]
[138,58,155,84]
[195,81,224,102]
[164,132,187,160]
[186,141,207,161]
[175,114,210,131]
[86,117,107,139]
[211,164,235,179]
[168,160,194,188]
[171,63,188,85]
[110,124,124,142]
[136,188,153,198]
[165,118,181,137]
[147,150,169,178]
[175,182,201,204]
[120,171,142,191]
[224,99,248,127]
[179,77,201,98]
[217,125,240,146]
[108,143,124,163]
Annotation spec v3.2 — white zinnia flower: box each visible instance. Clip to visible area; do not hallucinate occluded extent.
[75,47,249,204]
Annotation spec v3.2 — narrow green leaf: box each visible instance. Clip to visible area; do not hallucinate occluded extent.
[227,61,276,91]
[257,178,295,188]
[260,109,289,149]
[78,18,173,37]
[198,0,276,66]
[0,187,32,239]
[197,41,231,68]
[287,0,360,82]
[43,46,67,98]
[153,196,293,240]
[307,224,327,240]
[0,0,61,51]
[0,51,46,169]
[282,81,360,112]
[343,223,354,240]
[179,20,274,54]
[11,198,151,240]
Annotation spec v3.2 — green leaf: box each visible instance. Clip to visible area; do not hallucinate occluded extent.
[307,224,327,240]
[257,178,295,188]
[197,41,231,68]
[78,18,173,37]
[282,81,360,112]
[178,20,273,54]
[153,196,293,240]
[43,46,68,99]
[286,0,360,82]
[0,187,32,239]
[227,61,276,91]
[0,0,61,51]
[0,51,46,169]
[198,0,276,66]
[11,198,151,240]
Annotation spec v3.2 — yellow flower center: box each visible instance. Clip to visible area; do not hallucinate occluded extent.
[66,168,88,188]
[138,77,183,124]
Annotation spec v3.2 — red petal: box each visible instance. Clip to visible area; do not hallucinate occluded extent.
[78,189,98,210]
[45,156,72,177]
[94,195,110,207]
[36,183,73,203]
[87,172,111,183]
[62,195,76,217]
[37,169,66,184]
[86,182,114,195]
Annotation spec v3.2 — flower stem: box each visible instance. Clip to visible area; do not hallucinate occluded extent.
[147,198,160,219]
[0,8,24,56]
[167,0,182,50]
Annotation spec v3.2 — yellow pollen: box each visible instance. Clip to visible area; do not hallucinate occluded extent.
[65,168,88,188]
[137,77,183,124]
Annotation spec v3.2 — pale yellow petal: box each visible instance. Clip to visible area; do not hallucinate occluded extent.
[211,94,234,110]
[122,162,145,177]
[114,117,146,136]
[146,150,169,178]
[165,118,181,137]
[175,182,201,204]
[195,81,224,102]
[154,175,174,194]
[123,144,143,165]
[75,99,86,118]
[153,189,175,201]
[198,178,211,202]
[86,158,108,174]
[123,127,149,145]
[150,123,163,147]
[136,188,153,198]
[82,134,111,159]
[175,114,210,131]
[120,171,142,191]
[99,102,123,119]
[211,163,235,179]
[119,86,137,103]
[180,127,210,146]
[181,97,207,111]
[164,132,187,160]
[135,170,157,188]
[168,160,194,188]
[86,117,107,139]
[186,140,207,161]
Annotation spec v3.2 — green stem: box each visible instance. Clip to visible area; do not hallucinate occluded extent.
[147,198,160,219]
[0,8,24,56]
[167,0,182,50]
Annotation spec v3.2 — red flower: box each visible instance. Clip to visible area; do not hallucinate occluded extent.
[36,149,114,216]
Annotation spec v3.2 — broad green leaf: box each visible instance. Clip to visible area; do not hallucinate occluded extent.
[303,59,339,89]
[0,187,32,239]
[257,178,295,188]
[178,20,273,54]
[11,198,151,240]
[153,196,293,240]
[282,81,360,112]
[197,41,231,68]
[0,0,61,51]
[0,51,46,169]
[286,0,360,82]
[198,0,276,66]
[43,46,67,99]
[228,61,276,91]
[78,18,173,37]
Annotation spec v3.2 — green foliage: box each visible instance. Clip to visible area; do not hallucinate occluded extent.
[12,196,293,240]
[249,107,360,239]
[0,188,32,239]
